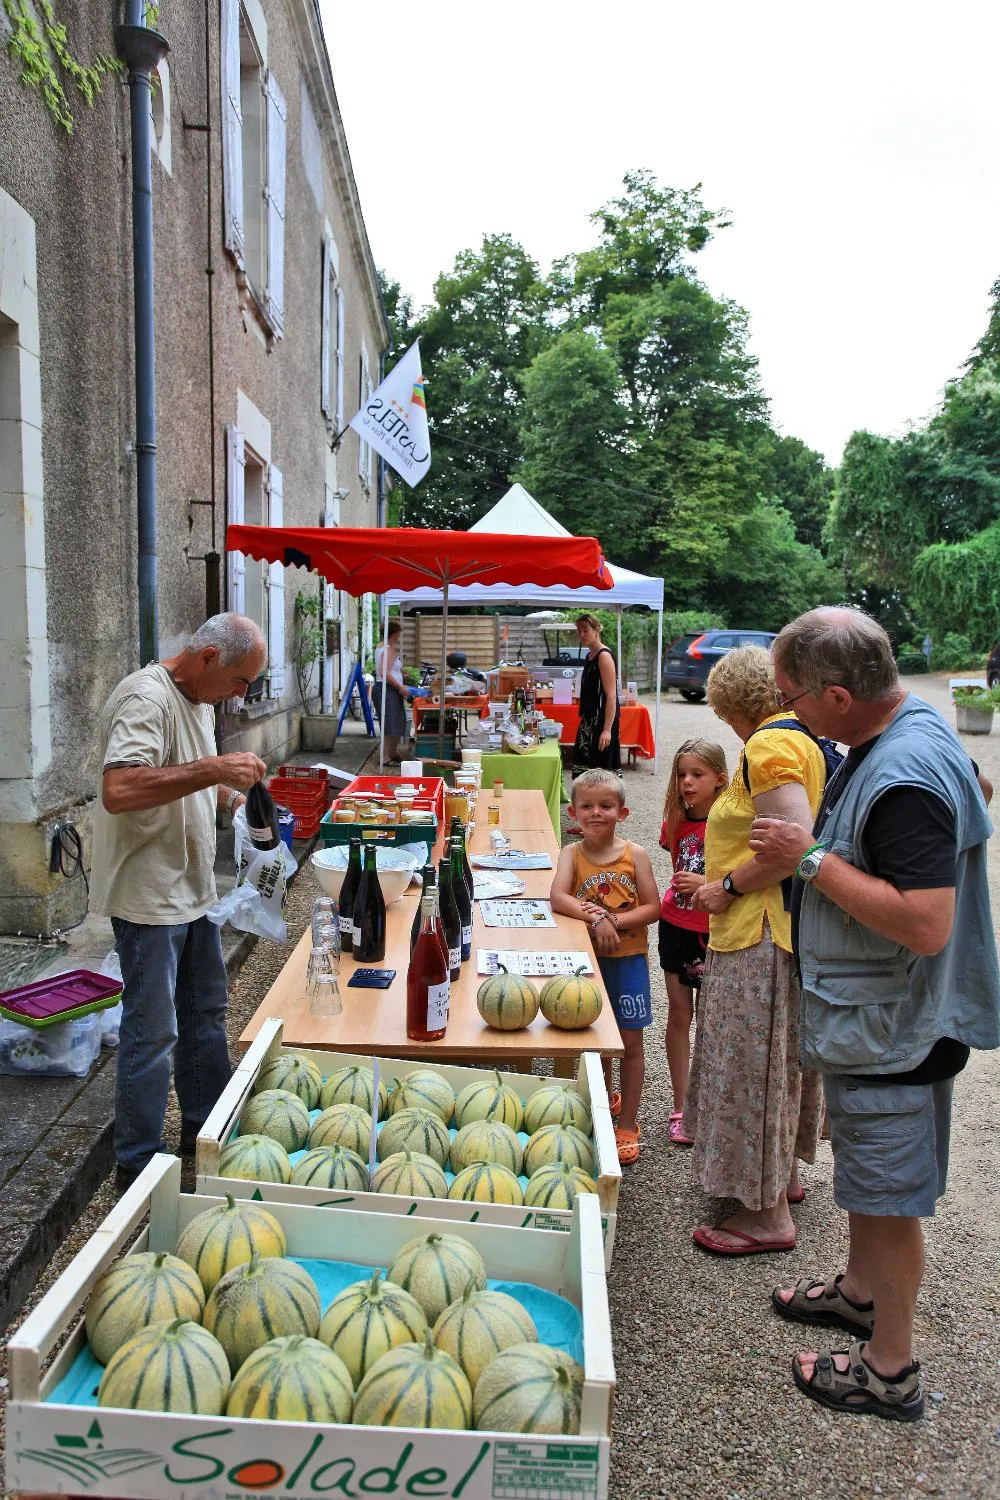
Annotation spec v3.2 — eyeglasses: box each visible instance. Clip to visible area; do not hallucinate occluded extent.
[775,688,811,709]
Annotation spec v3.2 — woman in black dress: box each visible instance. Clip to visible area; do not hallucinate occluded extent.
[572,613,621,776]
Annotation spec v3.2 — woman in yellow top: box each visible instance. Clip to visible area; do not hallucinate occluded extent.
[686,646,826,1255]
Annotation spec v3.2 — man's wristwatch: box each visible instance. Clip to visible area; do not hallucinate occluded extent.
[721,872,741,897]
[797,845,827,882]
[224,788,243,818]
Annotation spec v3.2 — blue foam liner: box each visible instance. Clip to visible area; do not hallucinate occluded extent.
[47,1260,583,1408]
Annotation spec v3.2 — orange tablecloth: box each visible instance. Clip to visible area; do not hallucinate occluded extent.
[544,702,656,759]
[411,694,489,732]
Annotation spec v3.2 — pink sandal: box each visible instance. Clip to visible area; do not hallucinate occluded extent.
[668,1111,694,1146]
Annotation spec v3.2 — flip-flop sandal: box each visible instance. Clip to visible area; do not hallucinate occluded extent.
[608,1091,622,1118]
[692,1225,797,1256]
[614,1125,640,1164]
[787,1185,806,1204]
[668,1111,694,1146]
[772,1275,874,1335]
[792,1339,924,1422]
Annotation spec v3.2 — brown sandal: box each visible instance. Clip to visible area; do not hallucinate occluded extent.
[614,1124,640,1164]
[793,1339,924,1422]
[773,1275,874,1335]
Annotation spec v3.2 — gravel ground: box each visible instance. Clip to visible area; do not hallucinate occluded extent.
[2,674,999,1500]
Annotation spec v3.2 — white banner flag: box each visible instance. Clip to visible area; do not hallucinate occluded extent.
[348,339,430,488]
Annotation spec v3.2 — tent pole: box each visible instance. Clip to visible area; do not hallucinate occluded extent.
[379,593,388,771]
[438,578,450,762]
[616,608,623,684]
[653,602,663,775]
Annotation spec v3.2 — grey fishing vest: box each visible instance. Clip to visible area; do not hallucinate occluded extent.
[798,694,1000,1075]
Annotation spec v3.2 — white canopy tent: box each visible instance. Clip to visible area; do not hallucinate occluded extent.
[386,484,664,769]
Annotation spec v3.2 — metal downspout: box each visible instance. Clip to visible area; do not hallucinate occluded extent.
[115,8,169,666]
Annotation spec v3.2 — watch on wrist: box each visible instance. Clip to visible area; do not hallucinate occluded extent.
[721,872,741,897]
[797,846,827,882]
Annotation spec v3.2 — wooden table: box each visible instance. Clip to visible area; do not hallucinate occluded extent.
[240,789,623,1071]
[480,738,566,833]
[411,694,489,739]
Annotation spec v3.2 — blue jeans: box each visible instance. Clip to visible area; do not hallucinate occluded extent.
[111,915,232,1174]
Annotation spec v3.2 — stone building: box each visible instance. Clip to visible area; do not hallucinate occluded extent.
[0,0,389,934]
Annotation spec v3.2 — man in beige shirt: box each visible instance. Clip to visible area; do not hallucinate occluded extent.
[90,614,267,1187]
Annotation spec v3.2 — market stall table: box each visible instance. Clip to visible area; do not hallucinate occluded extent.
[240,789,622,1071]
[542,701,656,761]
[480,737,566,832]
[411,693,489,738]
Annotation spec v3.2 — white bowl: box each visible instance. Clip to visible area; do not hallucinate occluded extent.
[311,847,418,905]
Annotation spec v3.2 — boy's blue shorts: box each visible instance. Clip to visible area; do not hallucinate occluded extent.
[596,953,653,1031]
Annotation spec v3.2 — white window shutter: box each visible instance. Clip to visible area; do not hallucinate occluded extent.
[365,351,374,490]
[335,286,345,430]
[220,0,244,262]
[226,424,246,613]
[264,70,287,338]
[357,350,367,481]
[320,236,331,416]
[267,464,285,696]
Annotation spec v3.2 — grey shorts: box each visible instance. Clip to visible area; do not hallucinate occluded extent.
[823,1073,954,1217]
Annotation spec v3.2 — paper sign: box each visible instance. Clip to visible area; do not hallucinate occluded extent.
[476,950,595,977]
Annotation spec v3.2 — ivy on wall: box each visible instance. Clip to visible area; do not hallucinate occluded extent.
[2,0,121,132]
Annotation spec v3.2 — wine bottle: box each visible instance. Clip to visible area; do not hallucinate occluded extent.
[437,853,462,983]
[338,837,363,957]
[406,890,450,1042]
[410,864,436,956]
[449,816,475,907]
[245,780,280,850]
[353,842,386,962]
[450,837,473,963]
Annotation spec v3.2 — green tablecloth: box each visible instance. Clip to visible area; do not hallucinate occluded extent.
[480,738,566,835]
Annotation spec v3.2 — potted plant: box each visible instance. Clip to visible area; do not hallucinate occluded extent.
[294,592,338,751]
[952,684,999,735]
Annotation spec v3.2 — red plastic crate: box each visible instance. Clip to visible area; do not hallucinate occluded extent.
[340,773,445,824]
[289,806,324,840]
[276,765,329,784]
[268,776,328,811]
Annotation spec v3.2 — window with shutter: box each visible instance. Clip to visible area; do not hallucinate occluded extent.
[358,347,368,484]
[226,424,246,613]
[267,464,285,696]
[320,235,332,417]
[264,70,286,339]
[220,0,244,262]
[335,286,345,430]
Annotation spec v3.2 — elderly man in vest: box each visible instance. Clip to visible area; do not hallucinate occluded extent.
[749,606,999,1422]
[90,614,268,1190]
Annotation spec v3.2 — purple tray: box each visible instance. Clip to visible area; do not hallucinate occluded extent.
[0,969,123,1028]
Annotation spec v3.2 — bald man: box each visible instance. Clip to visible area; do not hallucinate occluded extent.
[90,614,268,1187]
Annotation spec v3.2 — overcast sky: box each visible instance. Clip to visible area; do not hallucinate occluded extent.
[319,0,1000,467]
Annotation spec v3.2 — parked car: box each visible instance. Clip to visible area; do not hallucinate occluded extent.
[988,641,1000,689]
[663,628,778,701]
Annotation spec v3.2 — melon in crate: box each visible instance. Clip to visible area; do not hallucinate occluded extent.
[523,1161,597,1209]
[175,1194,287,1294]
[476,966,540,1031]
[370,1149,448,1199]
[204,1254,321,1371]
[377,1106,451,1167]
[318,1268,428,1387]
[453,1069,524,1132]
[226,1335,354,1423]
[289,1144,370,1191]
[448,1161,524,1206]
[353,1331,472,1430]
[218,1133,292,1184]
[239,1088,311,1153]
[85,1252,206,1366]
[523,1081,593,1136]
[473,1342,584,1434]
[255,1053,322,1110]
[387,1232,487,1324]
[388,1068,455,1125]
[308,1102,373,1157]
[523,1122,595,1177]
[98,1317,230,1415]
[539,968,604,1030]
[449,1118,523,1176]
[320,1063,388,1119]
[432,1286,538,1385]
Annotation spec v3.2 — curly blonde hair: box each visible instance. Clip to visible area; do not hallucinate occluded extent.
[706,645,779,727]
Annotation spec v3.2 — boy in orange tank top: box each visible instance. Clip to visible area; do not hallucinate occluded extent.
[551,769,660,1163]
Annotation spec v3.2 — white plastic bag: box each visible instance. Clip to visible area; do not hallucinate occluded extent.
[206,807,298,943]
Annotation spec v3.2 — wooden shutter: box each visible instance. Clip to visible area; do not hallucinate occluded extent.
[357,348,367,481]
[267,463,285,696]
[226,424,246,612]
[264,69,287,338]
[335,286,345,430]
[220,0,244,262]
[320,235,332,416]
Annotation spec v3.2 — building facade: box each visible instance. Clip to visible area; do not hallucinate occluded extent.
[0,0,389,934]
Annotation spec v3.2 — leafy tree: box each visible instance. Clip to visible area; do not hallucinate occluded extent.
[966,276,1000,371]
[912,521,1000,649]
[750,432,835,550]
[827,432,916,591]
[706,500,840,631]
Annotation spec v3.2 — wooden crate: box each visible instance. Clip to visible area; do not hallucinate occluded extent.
[6,1156,614,1500]
[196,1018,621,1264]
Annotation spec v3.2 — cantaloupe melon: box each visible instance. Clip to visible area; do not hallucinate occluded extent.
[449,1118,523,1176]
[353,1332,472,1430]
[318,1269,428,1387]
[85,1252,205,1366]
[98,1317,230,1415]
[447,1162,524,1205]
[218,1134,292,1184]
[174,1194,287,1294]
[473,1342,584,1434]
[289,1145,370,1191]
[308,1102,373,1157]
[523,1123,595,1177]
[476,968,540,1031]
[226,1335,353,1423]
[523,1161,597,1209]
[522,1082,593,1136]
[319,1064,388,1119]
[539,968,603,1030]
[203,1254,321,1371]
[387,1068,455,1125]
[255,1054,322,1110]
[376,1106,451,1167]
[386,1232,487,1324]
[238,1088,311,1153]
[453,1070,524,1132]
[432,1286,538,1385]
[370,1150,448,1199]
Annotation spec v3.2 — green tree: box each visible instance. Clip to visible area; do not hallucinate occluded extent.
[827,431,918,591]
[708,500,840,631]
[751,432,835,550]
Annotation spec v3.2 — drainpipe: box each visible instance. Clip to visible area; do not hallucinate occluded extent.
[115,7,169,666]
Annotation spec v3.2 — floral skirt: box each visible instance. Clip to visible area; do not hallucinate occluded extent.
[682,924,822,1211]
